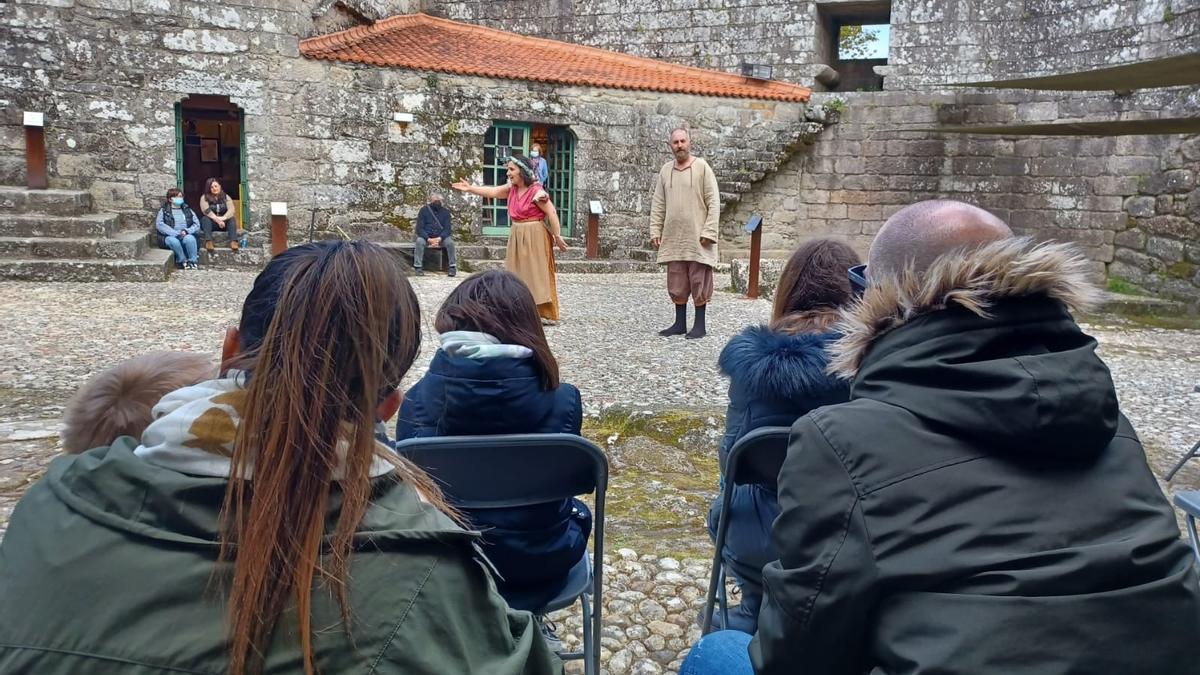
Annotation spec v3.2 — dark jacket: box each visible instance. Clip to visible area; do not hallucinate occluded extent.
[751,239,1200,675]
[0,438,562,675]
[416,203,452,240]
[396,350,589,611]
[708,326,850,589]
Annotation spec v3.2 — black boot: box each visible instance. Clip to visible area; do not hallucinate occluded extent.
[686,304,707,339]
[659,303,687,336]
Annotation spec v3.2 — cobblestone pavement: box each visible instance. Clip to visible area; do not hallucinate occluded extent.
[1,271,1198,674]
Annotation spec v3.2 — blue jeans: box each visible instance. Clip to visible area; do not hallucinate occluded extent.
[162,233,198,264]
[680,630,753,675]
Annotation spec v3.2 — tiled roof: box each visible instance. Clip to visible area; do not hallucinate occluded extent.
[300,14,812,103]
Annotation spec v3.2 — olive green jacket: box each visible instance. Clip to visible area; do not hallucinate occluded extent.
[0,438,562,674]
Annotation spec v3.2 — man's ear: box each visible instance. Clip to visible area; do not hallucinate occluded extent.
[376,389,402,423]
[221,327,240,369]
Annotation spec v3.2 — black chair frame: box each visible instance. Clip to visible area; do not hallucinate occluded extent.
[394,433,607,675]
[701,426,792,635]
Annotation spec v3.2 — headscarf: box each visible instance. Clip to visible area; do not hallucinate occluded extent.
[506,155,537,186]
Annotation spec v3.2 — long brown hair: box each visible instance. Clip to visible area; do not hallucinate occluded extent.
[434,269,560,390]
[770,238,861,334]
[204,177,226,201]
[219,240,445,675]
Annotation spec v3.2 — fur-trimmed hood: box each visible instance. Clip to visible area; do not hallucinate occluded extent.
[827,237,1117,459]
[719,326,844,402]
[830,238,1099,378]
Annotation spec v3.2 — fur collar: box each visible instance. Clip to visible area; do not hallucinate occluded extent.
[829,238,1099,378]
[719,326,844,400]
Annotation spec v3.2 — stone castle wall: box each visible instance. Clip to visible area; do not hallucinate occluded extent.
[0,0,814,257]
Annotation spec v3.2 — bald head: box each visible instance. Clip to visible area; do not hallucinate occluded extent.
[867,200,1012,282]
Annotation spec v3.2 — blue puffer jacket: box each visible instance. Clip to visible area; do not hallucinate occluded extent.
[396,350,590,611]
[708,325,850,593]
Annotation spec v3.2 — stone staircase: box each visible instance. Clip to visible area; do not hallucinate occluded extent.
[0,186,172,282]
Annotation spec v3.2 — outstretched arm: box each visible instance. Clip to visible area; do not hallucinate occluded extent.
[452,179,511,200]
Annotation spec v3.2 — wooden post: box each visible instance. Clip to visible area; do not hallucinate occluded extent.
[586,212,600,259]
[270,202,288,255]
[746,214,763,299]
[24,112,47,190]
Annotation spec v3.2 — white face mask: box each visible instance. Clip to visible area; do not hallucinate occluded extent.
[530,150,540,158]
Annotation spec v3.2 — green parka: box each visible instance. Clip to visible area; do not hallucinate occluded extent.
[0,438,563,674]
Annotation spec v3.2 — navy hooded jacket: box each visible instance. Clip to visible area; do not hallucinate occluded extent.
[396,349,589,611]
[709,325,850,590]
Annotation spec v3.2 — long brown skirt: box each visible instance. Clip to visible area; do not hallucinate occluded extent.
[505,220,560,321]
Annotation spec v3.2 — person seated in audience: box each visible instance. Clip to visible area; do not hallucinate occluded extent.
[396,268,590,649]
[199,177,242,253]
[0,241,561,675]
[60,350,215,454]
[684,200,1200,674]
[702,238,859,634]
[154,186,200,269]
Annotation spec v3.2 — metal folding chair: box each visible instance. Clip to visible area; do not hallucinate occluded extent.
[1165,439,1200,482]
[701,426,792,635]
[1174,491,1200,569]
[394,433,607,675]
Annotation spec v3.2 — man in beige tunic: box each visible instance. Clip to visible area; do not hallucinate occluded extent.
[650,128,720,339]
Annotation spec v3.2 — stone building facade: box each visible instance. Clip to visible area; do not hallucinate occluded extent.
[431,0,1200,304]
[0,0,816,268]
[1,0,1198,303]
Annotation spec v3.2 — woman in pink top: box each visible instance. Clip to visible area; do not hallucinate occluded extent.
[453,155,569,323]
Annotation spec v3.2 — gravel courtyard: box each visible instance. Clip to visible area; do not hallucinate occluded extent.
[1,270,1197,674]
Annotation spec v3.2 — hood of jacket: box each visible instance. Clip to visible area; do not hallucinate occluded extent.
[403,350,576,435]
[43,437,471,550]
[719,326,845,402]
[828,237,1116,459]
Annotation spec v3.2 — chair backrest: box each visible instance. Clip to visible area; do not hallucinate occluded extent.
[1173,491,1200,569]
[726,426,792,490]
[394,433,608,509]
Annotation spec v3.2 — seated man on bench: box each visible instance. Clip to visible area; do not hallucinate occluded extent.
[414,192,456,277]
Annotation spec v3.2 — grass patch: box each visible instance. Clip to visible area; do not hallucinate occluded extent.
[1106,276,1140,295]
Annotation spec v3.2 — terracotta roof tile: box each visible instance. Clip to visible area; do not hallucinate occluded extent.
[300,14,811,103]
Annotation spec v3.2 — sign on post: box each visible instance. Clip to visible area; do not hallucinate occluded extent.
[745,215,763,299]
[270,202,288,255]
[23,111,47,190]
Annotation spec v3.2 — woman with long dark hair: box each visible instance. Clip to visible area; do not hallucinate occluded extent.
[199,177,242,252]
[701,238,862,634]
[396,269,590,649]
[453,154,568,324]
[0,241,560,675]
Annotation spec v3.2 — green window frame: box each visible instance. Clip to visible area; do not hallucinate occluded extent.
[546,128,576,237]
[482,122,530,236]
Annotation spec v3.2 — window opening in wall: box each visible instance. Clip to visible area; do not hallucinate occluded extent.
[817,1,891,92]
[481,122,576,237]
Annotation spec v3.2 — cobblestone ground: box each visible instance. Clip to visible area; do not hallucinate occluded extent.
[1,271,1198,674]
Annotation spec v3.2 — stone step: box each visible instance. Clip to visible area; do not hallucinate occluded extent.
[0,186,94,216]
[628,248,657,262]
[198,244,270,269]
[1097,291,1188,316]
[0,230,151,260]
[458,243,589,261]
[464,259,662,274]
[0,212,121,238]
[0,248,174,282]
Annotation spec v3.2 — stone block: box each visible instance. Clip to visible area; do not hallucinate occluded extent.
[1147,236,1185,263]
[1114,229,1146,250]
[1164,169,1195,193]
[1123,196,1155,218]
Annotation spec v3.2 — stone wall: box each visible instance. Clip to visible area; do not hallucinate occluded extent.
[429,0,1200,87]
[723,86,1200,305]
[0,0,815,258]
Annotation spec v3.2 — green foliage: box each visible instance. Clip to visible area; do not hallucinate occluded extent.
[384,214,412,232]
[424,73,440,89]
[824,97,846,114]
[1163,6,1176,23]
[1166,261,1196,280]
[1106,275,1139,295]
[838,24,881,59]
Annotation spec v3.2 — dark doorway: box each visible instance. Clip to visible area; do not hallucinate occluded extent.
[175,95,247,225]
[817,2,891,92]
